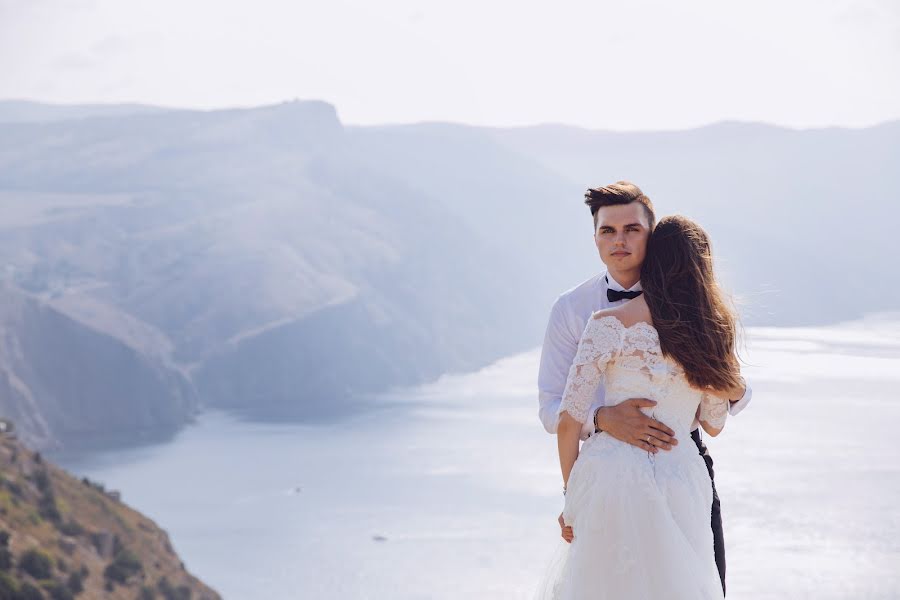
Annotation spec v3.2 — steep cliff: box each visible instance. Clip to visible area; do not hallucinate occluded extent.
[0,284,199,451]
[0,432,219,599]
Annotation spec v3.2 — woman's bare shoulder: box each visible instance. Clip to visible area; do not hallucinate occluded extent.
[591,295,651,328]
[590,305,624,320]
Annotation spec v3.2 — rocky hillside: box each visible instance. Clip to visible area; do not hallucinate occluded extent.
[0,432,219,599]
[0,100,565,447]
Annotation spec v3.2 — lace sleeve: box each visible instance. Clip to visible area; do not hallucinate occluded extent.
[699,389,729,430]
[557,315,622,424]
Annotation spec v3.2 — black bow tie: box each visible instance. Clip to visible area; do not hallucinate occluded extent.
[607,288,643,302]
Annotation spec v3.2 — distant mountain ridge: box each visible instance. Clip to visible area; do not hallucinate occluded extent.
[0,99,897,450]
[486,118,900,322]
[0,100,169,124]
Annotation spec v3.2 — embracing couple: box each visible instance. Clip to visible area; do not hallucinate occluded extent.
[534,181,752,599]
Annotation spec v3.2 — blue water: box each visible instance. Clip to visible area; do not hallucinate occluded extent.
[54,317,900,599]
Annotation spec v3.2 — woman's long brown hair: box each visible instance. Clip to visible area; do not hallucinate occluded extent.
[640,215,741,392]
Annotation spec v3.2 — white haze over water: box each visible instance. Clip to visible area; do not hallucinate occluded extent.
[54,317,900,599]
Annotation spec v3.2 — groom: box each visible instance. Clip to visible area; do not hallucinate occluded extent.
[537,181,752,595]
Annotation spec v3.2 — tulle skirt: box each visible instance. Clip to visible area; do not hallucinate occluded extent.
[534,432,724,600]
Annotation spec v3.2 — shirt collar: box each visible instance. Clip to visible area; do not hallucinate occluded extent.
[605,273,643,293]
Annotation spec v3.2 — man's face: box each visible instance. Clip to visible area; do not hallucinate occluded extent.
[593,203,651,272]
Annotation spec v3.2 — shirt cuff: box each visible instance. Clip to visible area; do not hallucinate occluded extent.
[728,384,752,416]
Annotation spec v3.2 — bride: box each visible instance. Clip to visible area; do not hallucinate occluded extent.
[535,215,746,600]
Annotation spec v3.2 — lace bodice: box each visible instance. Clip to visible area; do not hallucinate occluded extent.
[557,314,728,434]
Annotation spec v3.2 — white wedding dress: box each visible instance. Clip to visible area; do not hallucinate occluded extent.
[534,314,729,600]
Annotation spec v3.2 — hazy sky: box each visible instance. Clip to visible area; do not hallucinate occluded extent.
[2,0,899,130]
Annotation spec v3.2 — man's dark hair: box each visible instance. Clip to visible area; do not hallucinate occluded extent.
[584,181,656,231]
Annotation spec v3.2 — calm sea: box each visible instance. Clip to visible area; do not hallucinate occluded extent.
[53,316,900,599]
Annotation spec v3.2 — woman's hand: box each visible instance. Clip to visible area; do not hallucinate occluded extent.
[558,512,573,543]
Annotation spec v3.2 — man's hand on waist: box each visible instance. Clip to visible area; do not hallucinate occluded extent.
[594,399,677,454]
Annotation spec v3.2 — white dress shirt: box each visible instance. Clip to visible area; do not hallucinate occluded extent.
[538,271,753,440]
